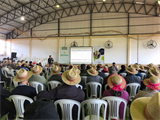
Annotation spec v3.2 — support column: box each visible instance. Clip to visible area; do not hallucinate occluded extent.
[127,35,131,65]
[29,38,32,58]
[90,36,92,46]
[57,37,60,63]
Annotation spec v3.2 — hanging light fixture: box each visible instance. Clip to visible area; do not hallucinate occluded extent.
[158,0,160,4]
[56,4,60,8]
[21,16,25,21]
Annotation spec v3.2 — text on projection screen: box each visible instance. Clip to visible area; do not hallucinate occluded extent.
[71,47,92,64]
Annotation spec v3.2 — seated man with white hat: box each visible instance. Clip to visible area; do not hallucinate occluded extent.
[28,65,47,88]
[48,65,63,83]
[37,68,85,120]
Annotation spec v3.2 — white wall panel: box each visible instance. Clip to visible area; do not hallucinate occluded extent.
[130,39,138,64]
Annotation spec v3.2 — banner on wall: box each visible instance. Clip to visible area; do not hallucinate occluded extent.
[93,47,105,64]
[59,47,70,64]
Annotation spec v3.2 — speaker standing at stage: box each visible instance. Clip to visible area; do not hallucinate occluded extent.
[48,55,54,67]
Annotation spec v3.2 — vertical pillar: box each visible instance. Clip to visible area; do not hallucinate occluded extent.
[4,40,7,56]
[90,36,92,46]
[57,37,60,63]
[29,38,32,58]
[127,35,131,65]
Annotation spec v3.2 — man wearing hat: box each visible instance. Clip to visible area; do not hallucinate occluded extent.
[145,63,154,78]
[97,65,105,78]
[28,65,47,87]
[48,65,63,83]
[10,60,16,69]
[130,92,160,120]
[133,64,142,78]
[8,69,37,119]
[16,62,22,70]
[37,68,85,120]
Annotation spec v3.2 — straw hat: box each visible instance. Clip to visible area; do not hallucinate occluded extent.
[143,76,160,90]
[107,74,126,91]
[16,62,22,66]
[146,63,154,68]
[149,67,160,78]
[33,61,37,65]
[130,92,160,120]
[13,69,33,82]
[139,65,145,71]
[126,65,138,74]
[62,68,81,85]
[51,65,61,75]
[31,65,43,75]
[87,67,98,76]
[73,66,81,74]
[133,64,140,70]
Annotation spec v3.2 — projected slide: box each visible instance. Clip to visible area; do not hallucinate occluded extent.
[70,47,92,64]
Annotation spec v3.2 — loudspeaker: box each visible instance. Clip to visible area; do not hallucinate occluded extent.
[11,52,17,60]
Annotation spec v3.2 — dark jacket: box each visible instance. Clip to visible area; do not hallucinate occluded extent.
[48,58,53,64]
[86,75,103,84]
[37,84,85,120]
[10,64,16,69]
[98,72,105,78]
[80,70,88,76]
[48,74,63,83]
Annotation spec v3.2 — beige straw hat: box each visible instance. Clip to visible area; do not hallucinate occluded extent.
[133,64,140,70]
[13,69,33,82]
[146,63,154,68]
[87,67,98,76]
[62,68,81,85]
[149,67,160,78]
[16,62,22,66]
[139,65,145,71]
[143,76,160,90]
[31,65,43,75]
[107,74,126,91]
[126,65,138,74]
[24,63,29,67]
[130,92,160,120]
[73,66,81,74]
[51,65,61,75]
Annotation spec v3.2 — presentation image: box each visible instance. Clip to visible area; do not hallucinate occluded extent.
[70,47,92,64]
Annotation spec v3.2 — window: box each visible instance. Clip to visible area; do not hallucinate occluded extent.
[0,40,5,56]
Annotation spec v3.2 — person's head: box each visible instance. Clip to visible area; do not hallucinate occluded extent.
[149,67,160,78]
[0,62,3,66]
[81,64,86,70]
[17,62,22,67]
[87,65,91,70]
[25,61,28,63]
[12,60,15,64]
[51,65,61,75]
[31,65,43,75]
[39,62,42,66]
[107,74,126,96]
[69,64,73,69]
[112,62,116,66]
[49,55,52,58]
[2,63,7,67]
[87,67,98,76]
[130,92,160,120]
[21,64,25,67]
[121,65,126,70]
[97,65,101,71]
[108,66,116,75]
[126,65,138,75]
[29,61,32,65]
[25,63,29,67]
[18,79,29,86]
[5,60,8,64]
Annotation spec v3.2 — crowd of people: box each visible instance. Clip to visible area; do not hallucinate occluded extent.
[0,57,160,120]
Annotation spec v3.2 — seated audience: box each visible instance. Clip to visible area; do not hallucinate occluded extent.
[48,65,63,83]
[102,66,108,73]
[133,64,142,78]
[1,63,12,76]
[80,64,88,76]
[118,65,127,74]
[37,68,85,120]
[112,62,119,72]
[10,60,16,69]
[102,66,116,92]
[139,65,146,73]
[133,76,159,101]
[97,65,105,78]
[86,67,103,84]
[16,62,22,70]
[145,63,154,78]
[130,92,160,120]
[28,65,47,88]
[103,74,129,120]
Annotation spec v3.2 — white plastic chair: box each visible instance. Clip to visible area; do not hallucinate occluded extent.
[125,83,141,101]
[29,81,44,94]
[141,73,146,80]
[119,73,127,78]
[9,95,33,120]
[81,99,107,120]
[104,73,109,77]
[102,96,127,120]
[54,99,81,120]
[81,76,87,85]
[13,81,18,87]
[75,84,83,90]
[47,81,62,90]
[86,82,102,99]
[105,84,109,91]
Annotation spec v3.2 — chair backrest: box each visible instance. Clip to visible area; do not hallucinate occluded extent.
[119,73,127,78]
[102,96,127,120]
[47,81,62,90]
[104,73,109,77]
[81,99,107,120]
[1,69,8,78]
[75,84,83,90]
[125,83,141,101]
[13,81,18,88]
[9,95,33,120]
[54,99,81,120]
[81,76,87,85]
[10,69,15,76]
[86,82,102,99]
[141,73,146,80]
[105,84,109,91]
[29,81,44,94]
